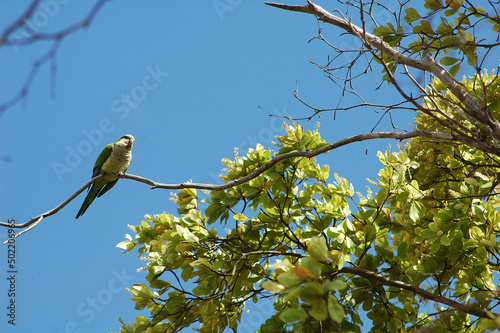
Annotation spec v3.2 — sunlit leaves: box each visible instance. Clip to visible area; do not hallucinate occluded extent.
[261,280,286,293]
[120,74,500,333]
[390,0,497,79]
[373,22,404,46]
[118,124,363,332]
[308,236,329,262]
[328,295,345,324]
[129,284,155,310]
[409,201,426,223]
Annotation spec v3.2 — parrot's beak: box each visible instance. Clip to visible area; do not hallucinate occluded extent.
[127,137,134,148]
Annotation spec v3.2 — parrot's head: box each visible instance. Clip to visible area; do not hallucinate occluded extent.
[116,134,135,150]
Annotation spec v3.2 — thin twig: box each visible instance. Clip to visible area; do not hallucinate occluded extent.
[0,0,107,114]
[0,174,107,243]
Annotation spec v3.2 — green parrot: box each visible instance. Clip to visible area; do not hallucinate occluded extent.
[75,134,135,219]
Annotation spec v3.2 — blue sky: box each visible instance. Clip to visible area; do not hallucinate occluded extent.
[2,1,494,332]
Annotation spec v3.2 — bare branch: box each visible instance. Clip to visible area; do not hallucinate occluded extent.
[0,173,108,243]
[0,0,42,46]
[0,0,107,114]
[265,1,500,138]
[137,131,499,192]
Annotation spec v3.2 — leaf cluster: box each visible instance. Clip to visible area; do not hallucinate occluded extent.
[371,0,499,81]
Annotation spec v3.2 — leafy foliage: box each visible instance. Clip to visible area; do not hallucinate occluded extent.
[118,126,361,332]
[371,0,499,81]
[115,1,500,332]
[118,73,500,331]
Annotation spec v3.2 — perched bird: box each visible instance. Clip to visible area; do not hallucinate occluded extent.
[75,134,134,219]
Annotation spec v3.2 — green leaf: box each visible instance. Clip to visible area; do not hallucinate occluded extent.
[130,284,154,310]
[328,295,345,324]
[259,192,270,208]
[279,308,306,324]
[269,258,293,270]
[192,283,210,296]
[149,279,171,290]
[440,56,459,66]
[166,291,186,314]
[430,238,441,253]
[373,26,394,37]
[449,63,461,76]
[488,99,500,113]
[324,279,347,291]
[409,201,426,223]
[404,8,420,24]
[299,282,324,303]
[440,234,451,246]
[309,299,328,321]
[176,225,199,243]
[419,20,435,35]
[261,280,285,293]
[277,272,302,287]
[116,240,131,250]
[375,187,389,206]
[428,222,440,232]
[134,315,151,330]
[475,6,485,13]
[397,241,408,258]
[181,263,194,282]
[301,257,322,277]
[424,0,443,10]
[470,226,484,239]
[233,213,249,221]
[270,258,293,270]
[420,229,437,239]
[284,286,302,303]
[308,236,329,262]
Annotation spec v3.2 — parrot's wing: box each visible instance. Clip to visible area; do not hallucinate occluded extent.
[97,179,118,198]
[92,143,113,178]
[96,158,130,198]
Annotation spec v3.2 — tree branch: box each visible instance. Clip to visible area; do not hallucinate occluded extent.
[2,130,500,243]
[0,0,42,46]
[265,1,500,139]
[124,130,499,192]
[0,0,107,114]
[0,174,108,243]
[340,266,495,319]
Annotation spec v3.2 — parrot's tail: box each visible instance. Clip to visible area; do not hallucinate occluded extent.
[75,203,90,219]
[75,188,98,219]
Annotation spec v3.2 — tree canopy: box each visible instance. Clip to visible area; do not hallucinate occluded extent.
[114,0,500,332]
[118,98,500,332]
